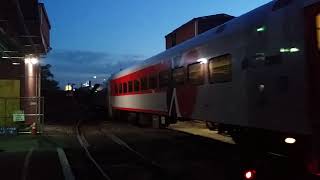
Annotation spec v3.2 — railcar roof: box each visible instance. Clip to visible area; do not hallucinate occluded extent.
[110,0,279,80]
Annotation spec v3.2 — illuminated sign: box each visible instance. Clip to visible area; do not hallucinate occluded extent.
[13,110,25,122]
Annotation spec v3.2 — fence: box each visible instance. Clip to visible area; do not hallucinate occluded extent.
[0,97,44,135]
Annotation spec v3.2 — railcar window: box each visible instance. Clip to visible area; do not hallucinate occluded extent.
[119,83,123,94]
[209,54,232,83]
[149,75,158,89]
[188,62,204,85]
[114,83,118,95]
[159,70,170,88]
[172,67,185,85]
[141,77,148,91]
[317,14,320,50]
[128,81,133,92]
[123,82,127,93]
[134,80,140,92]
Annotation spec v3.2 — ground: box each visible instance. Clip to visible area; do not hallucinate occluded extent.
[0,114,317,180]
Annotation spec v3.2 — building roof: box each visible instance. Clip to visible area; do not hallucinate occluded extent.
[165,13,235,37]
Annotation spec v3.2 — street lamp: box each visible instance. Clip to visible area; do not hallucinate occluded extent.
[24,56,39,65]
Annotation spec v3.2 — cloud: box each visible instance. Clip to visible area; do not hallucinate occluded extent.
[43,50,145,87]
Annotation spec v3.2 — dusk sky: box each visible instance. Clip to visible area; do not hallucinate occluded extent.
[43,0,271,87]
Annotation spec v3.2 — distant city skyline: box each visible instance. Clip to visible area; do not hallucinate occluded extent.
[43,0,271,87]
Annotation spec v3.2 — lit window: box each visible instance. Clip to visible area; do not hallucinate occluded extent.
[316,14,320,50]
[172,67,185,85]
[209,54,232,83]
[188,62,204,85]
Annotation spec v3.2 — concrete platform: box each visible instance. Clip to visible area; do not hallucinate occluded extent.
[169,120,235,144]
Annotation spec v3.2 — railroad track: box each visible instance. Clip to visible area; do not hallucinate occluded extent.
[76,119,112,180]
[75,119,168,180]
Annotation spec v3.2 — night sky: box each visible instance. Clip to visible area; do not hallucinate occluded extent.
[43,0,271,87]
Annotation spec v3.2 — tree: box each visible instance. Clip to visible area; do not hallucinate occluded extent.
[41,64,60,92]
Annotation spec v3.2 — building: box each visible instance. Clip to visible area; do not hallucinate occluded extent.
[0,0,51,130]
[165,14,234,49]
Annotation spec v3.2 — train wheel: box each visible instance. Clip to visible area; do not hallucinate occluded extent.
[137,113,152,127]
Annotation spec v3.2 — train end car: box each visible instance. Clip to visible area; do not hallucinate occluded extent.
[107,0,320,176]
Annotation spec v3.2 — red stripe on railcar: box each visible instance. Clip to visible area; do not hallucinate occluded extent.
[112,106,168,115]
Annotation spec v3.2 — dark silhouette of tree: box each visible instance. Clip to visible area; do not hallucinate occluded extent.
[41,64,60,92]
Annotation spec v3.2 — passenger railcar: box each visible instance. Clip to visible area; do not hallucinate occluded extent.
[108,0,320,175]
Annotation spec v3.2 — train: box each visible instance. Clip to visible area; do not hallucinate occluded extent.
[108,0,320,175]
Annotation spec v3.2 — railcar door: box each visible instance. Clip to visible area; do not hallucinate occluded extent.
[304,1,320,176]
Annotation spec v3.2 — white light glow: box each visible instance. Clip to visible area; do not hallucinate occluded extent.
[12,62,20,65]
[285,137,296,144]
[197,58,208,64]
[24,57,39,65]
[280,47,300,53]
[244,170,256,180]
[24,58,31,64]
[256,26,266,32]
[65,85,72,91]
[280,48,290,53]
[93,76,97,79]
[290,48,300,53]
[245,171,252,179]
[30,57,38,64]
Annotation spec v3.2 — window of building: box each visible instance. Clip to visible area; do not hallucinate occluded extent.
[209,54,232,83]
[119,83,123,94]
[123,82,127,93]
[172,67,185,85]
[159,70,170,88]
[317,14,320,50]
[149,75,158,89]
[141,77,148,91]
[188,62,204,85]
[134,80,140,92]
[172,33,177,47]
[128,81,133,92]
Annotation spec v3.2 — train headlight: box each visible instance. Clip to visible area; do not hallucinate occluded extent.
[284,137,296,144]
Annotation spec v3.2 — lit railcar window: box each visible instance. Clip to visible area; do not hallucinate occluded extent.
[141,77,148,91]
[159,70,170,88]
[119,83,122,94]
[148,75,158,89]
[188,62,204,85]
[123,82,127,93]
[128,81,133,92]
[209,54,232,83]
[317,14,320,50]
[172,67,185,85]
[134,80,140,92]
